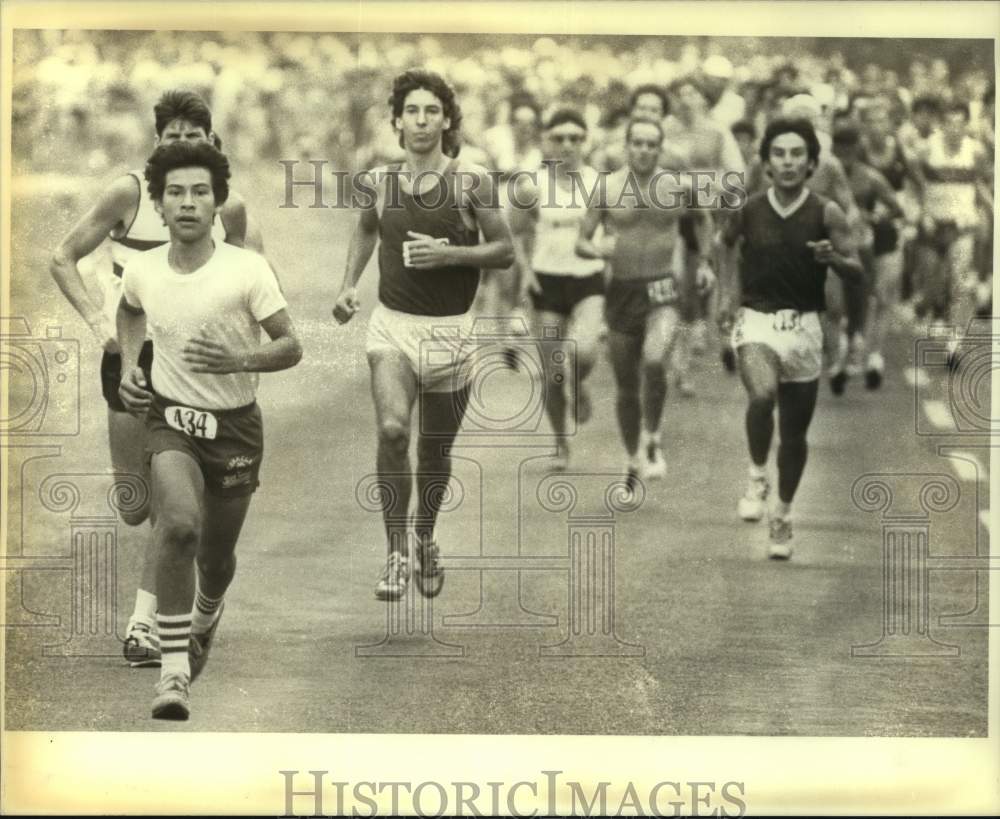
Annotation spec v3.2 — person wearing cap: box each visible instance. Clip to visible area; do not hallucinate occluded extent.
[702,55,746,130]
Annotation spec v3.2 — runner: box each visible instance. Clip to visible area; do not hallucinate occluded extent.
[832,123,904,388]
[509,108,606,470]
[718,117,862,559]
[116,140,302,719]
[577,117,715,486]
[332,69,513,601]
[49,89,265,667]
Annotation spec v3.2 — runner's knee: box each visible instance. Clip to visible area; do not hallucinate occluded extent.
[156,510,199,556]
[377,419,410,456]
[197,552,236,582]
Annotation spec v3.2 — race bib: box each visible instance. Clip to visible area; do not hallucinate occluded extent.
[646,276,678,306]
[165,405,218,440]
[771,309,802,332]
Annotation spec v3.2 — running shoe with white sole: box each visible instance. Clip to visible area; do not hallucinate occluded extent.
[189,602,224,682]
[414,540,444,599]
[768,516,793,560]
[737,476,769,522]
[123,619,161,668]
[374,551,410,601]
[864,351,885,390]
[643,441,666,480]
[152,672,191,721]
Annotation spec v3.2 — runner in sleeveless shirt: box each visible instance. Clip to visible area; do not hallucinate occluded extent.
[49,90,262,667]
[913,101,993,365]
[718,118,862,560]
[116,141,301,719]
[510,108,606,471]
[578,117,715,490]
[333,69,514,601]
[832,124,904,389]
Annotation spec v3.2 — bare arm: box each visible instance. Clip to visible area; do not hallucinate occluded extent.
[51,175,139,352]
[575,202,605,260]
[716,208,743,313]
[332,200,379,324]
[869,169,904,221]
[182,308,302,374]
[818,200,863,283]
[508,176,539,293]
[115,290,152,414]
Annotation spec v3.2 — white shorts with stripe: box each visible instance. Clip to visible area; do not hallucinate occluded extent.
[731,307,824,383]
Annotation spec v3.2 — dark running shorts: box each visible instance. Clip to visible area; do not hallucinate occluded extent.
[872,219,900,256]
[530,271,605,317]
[605,274,680,336]
[145,393,264,497]
[102,339,153,412]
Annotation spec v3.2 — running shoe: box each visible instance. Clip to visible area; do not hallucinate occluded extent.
[152,672,191,721]
[374,551,410,601]
[643,440,666,480]
[864,351,884,390]
[189,602,224,682]
[737,476,769,522]
[123,618,161,668]
[768,516,794,560]
[414,540,444,599]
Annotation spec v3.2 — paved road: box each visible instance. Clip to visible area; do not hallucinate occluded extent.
[4,174,989,735]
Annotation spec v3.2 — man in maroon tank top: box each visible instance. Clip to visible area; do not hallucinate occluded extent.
[719,118,862,560]
[333,69,514,601]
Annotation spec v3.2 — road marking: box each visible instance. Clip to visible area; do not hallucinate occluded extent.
[922,400,953,430]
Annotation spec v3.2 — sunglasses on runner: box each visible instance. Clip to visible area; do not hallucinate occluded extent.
[550,132,585,144]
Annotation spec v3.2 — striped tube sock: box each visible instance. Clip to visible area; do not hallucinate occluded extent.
[191,589,224,635]
[158,613,191,678]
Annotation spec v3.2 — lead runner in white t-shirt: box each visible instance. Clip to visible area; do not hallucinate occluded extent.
[117,141,302,721]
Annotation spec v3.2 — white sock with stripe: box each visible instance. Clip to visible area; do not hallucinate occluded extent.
[158,613,191,678]
[191,589,224,635]
[132,589,157,627]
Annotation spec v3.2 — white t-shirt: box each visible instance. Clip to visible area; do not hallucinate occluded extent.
[122,242,287,410]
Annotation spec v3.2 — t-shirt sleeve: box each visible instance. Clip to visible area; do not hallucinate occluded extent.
[247,255,288,322]
[120,259,143,310]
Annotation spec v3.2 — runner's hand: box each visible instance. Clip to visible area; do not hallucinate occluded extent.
[405,231,452,269]
[521,269,542,299]
[182,329,248,374]
[806,239,836,265]
[333,288,360,324]
[118,366,152,415]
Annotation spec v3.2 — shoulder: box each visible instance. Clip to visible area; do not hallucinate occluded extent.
[820,194,847,226]
[102,172,143,212]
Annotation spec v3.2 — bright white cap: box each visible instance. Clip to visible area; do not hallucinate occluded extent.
[811,83,836,108]
[782,93,821,119]
[703,55,734,79]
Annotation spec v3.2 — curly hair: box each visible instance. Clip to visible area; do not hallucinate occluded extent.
[759,117,821,174]
[388,68,463,157]
[145,141,230,205]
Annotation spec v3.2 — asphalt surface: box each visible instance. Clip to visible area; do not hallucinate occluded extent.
[4,172,989,735]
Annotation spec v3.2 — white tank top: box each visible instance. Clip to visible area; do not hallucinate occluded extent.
[531,165,605,277]
[923,133,981,228]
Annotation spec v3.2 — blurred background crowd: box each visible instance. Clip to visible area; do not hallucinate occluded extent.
[11,29,994,176]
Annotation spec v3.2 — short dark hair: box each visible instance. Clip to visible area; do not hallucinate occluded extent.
[154,90,213,138]
[389,68,463,158]
[944,101,971,121]
[911,95,942,116]
[145,141,231,205]
[669,76,710,105]
[545,107,587,132]
[759,117,821,169]
[832,123,861,150]
[629,84,669,118]
[625,116,664,145]
[731,119,756,141]
[508,93,541,125]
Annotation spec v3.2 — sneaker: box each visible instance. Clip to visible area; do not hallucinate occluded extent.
[737,476,769,522]
[622,465,641,504]
[576,382,592,425]
[414,540,444,599]
[374,551,410,601]
[643,440,666,480]
[123,618,161,668]
[864,351,884,390]
[152,672,190,721]
[829,368,848,396]
[768,516,793,560]
[189,602,224,682]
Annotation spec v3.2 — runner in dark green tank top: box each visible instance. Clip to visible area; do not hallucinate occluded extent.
[332,69,513,602]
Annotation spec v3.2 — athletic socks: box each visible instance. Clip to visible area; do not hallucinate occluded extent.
[158,613,191,678]
[773,500,792,520]
[132,589,157,627]
[749,462,767,481]
[191,589,224,635]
